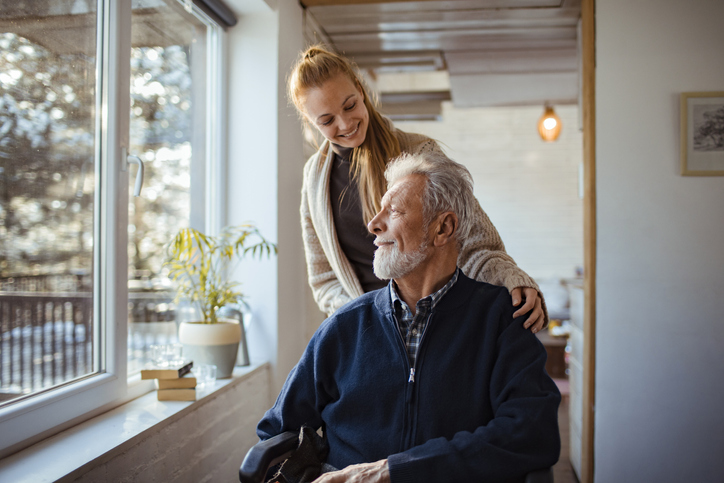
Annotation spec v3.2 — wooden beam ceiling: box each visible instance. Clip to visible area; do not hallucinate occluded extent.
[302,0,582,108]
[301,0,562,7]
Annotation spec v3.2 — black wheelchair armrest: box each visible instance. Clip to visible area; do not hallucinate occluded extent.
[240,431,553,483]
[525,467,554,483]
[240,431,299,483]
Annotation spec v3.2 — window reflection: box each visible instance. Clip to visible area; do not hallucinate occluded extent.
[0,1,98,405]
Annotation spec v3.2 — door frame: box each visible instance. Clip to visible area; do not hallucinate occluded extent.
[581,0,596,482]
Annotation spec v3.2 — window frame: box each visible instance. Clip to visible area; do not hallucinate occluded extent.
[0,0,225,457]
[124,0,225,393]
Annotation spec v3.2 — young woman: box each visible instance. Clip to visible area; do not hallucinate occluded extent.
[291,45,547,332]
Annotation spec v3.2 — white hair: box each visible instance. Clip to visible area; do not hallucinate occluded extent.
[384,151,476,247]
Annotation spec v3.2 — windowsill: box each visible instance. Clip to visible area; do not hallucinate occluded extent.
[0,363,268,483]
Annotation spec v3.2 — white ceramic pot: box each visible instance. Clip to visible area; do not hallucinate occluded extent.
[178,319,241,378]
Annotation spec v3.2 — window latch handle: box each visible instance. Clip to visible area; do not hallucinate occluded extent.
[123,149,144,197]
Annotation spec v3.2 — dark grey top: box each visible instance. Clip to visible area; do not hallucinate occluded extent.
[329,145,387,293]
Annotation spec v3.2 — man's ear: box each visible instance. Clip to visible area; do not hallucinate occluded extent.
[432,212,458,247]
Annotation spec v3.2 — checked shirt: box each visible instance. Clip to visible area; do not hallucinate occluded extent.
[390,268,460,382]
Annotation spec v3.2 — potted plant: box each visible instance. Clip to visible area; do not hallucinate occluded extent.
[164,224,276,378]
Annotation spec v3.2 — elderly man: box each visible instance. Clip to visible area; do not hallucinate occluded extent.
[257,152,560,483]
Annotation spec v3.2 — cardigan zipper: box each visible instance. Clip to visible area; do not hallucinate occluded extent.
[408,309,434,385]
[395,321,414,453]
[402,309,435,449]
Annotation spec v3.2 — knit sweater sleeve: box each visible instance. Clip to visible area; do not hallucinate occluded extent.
[386,291,561,482]
[406,135,539,290]
[458,195,546,293]
[300,160,353,317]
[457,181,550,326]
[401,131,548,324]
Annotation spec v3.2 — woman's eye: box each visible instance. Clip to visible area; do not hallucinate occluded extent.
[321,118,333,126]
[344,102,356,111]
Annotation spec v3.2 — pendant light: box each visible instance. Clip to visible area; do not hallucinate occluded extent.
[537,104,562,142]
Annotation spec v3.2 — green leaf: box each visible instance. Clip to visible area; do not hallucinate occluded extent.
[163,223,277,322]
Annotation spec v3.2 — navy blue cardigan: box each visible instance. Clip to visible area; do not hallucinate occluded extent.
[258,273,560,482]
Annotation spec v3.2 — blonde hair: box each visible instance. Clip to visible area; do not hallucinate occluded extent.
[288,45,400,223]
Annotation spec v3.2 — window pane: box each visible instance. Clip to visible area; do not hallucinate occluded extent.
[0,2,98,406]
[127,0,208,374]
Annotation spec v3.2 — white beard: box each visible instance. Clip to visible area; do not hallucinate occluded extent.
[373,241,428,280]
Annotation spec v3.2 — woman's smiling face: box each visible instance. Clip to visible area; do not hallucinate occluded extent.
[301,73,369,149]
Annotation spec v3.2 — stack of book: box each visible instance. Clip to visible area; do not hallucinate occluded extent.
[141,360,196,401]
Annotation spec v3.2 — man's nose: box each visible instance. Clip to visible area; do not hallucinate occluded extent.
[367,211,383,235]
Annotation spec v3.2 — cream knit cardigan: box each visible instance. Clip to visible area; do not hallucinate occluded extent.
[300,127,543,317]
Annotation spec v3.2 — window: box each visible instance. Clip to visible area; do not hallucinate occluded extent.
[0,0,100,407]
[126,0,210,375]
[0,0,222,455]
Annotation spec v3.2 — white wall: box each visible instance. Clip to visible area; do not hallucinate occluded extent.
[274,0,311,391]
[596,1,724,481]
[397,103,584,284]
[225,0,307,393]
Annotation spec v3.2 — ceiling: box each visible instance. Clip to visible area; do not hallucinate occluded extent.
[1,1,581,121]
[300,0,582,120]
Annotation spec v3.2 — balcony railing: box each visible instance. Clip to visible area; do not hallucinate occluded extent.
[0,276,177,404]
[0,292,92,402]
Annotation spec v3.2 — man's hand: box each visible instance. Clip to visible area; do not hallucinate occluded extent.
[313,459,390,483]
[511,287,545,333]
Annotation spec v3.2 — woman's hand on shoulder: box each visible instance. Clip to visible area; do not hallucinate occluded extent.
[511,287,545,333]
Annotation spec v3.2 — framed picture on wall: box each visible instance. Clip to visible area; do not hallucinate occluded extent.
[681,91,724,176]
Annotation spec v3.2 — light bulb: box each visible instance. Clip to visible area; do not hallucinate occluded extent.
[537,106,562,142]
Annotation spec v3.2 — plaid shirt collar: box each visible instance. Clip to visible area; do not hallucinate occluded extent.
[389,267,460,313]
[389,268,460,373]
